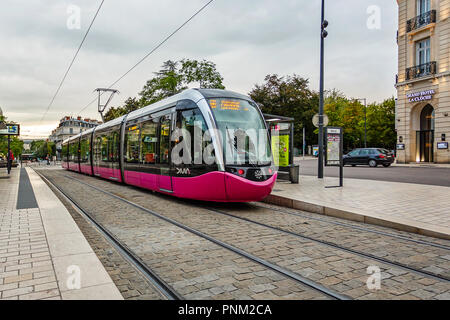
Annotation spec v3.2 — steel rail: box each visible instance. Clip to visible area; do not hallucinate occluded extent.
[251,203,450,251]
[61,174,350,300]
[35,169,182,301]
[205,207,450,283]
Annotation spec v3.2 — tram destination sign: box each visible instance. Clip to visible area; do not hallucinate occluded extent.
[406,90,435,103]
[0,124,20,136]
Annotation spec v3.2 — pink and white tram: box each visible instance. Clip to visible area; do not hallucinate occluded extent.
[62,89,277,202]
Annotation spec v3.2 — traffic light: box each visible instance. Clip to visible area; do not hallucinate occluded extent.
[322,20,329,39]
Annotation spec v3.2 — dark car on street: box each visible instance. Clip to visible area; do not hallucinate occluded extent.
[343,148,395,168]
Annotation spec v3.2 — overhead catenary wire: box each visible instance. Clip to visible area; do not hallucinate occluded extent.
[40,0,106,123]
[76,0,215,116]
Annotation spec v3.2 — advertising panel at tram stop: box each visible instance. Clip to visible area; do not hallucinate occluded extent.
[271,131,290,168]
[264,114,299,184]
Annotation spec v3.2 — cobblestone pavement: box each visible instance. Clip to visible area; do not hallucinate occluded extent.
[46,182,165,300]
[272,176,450,232]
[211,203,450,279]
[0,169,61,300]
[37,168,450,300]
[38,169,330,300]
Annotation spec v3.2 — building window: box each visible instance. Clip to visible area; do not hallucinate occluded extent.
[70,128,73,134]
[416,38,430,66]
[417,0,430,15]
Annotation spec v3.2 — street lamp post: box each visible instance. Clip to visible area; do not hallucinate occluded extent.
[318,0,328,179]
[355,98,367,148]
[7,134,11,175]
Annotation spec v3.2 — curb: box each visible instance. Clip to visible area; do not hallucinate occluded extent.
[263,194,450,241]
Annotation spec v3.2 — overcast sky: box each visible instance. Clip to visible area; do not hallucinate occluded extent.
[0,0,398,139]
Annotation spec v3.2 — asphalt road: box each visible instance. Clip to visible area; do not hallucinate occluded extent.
[296,158,450,187]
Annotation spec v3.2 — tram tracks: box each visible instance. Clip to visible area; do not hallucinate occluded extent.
[251,203,450,251]
[204,206,450,283]
[54,172,349,300]
[35,170,182,300]
[36,169,450,300]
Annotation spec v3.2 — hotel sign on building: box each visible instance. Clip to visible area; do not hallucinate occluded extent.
[406,89,435,103]
[395,0,450,164]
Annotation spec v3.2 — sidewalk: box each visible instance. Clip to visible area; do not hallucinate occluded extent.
[265,175,450,240]
[392,162,450,168]
[0,167,122,300]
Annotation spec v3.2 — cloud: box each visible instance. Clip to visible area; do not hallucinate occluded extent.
[0,0,398,138]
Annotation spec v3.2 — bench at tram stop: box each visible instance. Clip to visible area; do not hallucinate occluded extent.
[263,114,300,184]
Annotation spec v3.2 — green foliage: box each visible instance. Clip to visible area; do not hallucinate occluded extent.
[29,140,56,159]
[249,74,319,148]
[0,136,24,158]
[104,59,225,122]
[366,98,396,149]
[0,113,23,158]
[324,92,396,151]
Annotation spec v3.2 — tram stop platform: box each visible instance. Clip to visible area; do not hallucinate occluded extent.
[0,167,123,300]
[265,175,450,241]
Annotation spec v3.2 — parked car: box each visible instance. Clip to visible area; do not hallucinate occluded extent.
[343,148,395,168]
[0,160,18,168]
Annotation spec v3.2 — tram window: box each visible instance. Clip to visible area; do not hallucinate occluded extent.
[108,130,120,163]
[62,144,68,162]
[101,134,108,162]
[125,125,140,163]
[141,119,159,164]
[208,98,272,166]
[160,117,171,164]
[80,137,89,163]
[69,141,78,162]
[175,108,208,165]
[94,136,102,164]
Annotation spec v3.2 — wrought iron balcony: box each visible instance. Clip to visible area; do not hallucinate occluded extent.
[406,10,436,33]
[405,61,436,80]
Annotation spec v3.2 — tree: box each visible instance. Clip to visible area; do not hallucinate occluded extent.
[180,59,225,89]
[324,92,396,151]
[30,140,46,154]
[366,98,396,149]
[0,113,24,158]
[27,140,55,159]
[249,74,319,149]
[0,136,24,158]
[104,59,225,122]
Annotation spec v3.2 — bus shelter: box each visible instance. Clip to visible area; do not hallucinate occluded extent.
[264,114,299,184]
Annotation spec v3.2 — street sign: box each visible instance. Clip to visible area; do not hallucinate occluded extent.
[312,114,329,128]
[0,124,20,136]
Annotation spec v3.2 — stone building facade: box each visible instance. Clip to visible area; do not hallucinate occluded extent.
[396,0,450,163]
[49,116,101,159]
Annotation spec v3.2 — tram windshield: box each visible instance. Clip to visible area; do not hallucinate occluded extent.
[208,98,272,166]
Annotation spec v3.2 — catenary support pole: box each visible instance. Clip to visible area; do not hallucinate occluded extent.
[318,0,327,179]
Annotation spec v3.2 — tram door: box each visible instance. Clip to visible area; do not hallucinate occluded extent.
[158,115,173,192]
